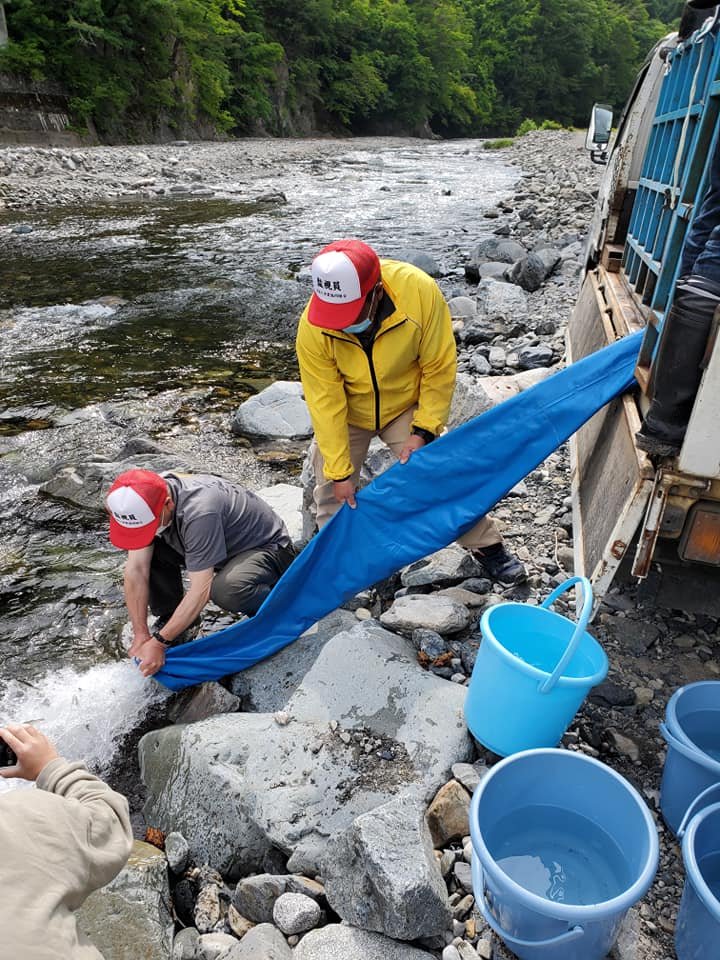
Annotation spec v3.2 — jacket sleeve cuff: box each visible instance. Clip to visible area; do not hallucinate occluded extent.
[36,757,73,791]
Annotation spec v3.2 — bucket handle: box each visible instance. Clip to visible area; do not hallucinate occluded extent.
[475,881,584,950]
[537,576,593,694]
[660,721,720,776]
[676,781,720,839]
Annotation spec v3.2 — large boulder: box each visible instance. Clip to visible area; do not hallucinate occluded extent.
[222,923,292,959]
[227,608,358,710]
[447,366,557,430]
[396,249,442,277]
[324,794,451,939]
[506,252,547,292]
[40,449,192,512]
[465,238,526,282]
[231,381,312,439]
[400,544,484,588]
[476,278,528,320]
[447,296,476,321]
[77,841,173,960]
[257,482,303,546]
[140,623,472,877]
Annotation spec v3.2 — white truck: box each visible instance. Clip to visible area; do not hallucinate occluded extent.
[569,11,720,614]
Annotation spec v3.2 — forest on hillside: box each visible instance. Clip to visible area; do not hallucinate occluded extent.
[0,0,683,140]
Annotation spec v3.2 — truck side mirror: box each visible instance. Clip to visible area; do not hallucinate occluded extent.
[585,103,614,165]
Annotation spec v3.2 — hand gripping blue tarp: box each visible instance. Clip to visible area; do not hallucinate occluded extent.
[155,331,642,690]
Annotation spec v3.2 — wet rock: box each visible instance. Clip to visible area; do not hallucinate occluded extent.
[255,190,288,204]
[295,924,437,959]
[11,223,33,234]
[272,892,321,935]
[167,682,240,725]
[77,841,173,960]
[40,452,193,511]
[117,437,164,457]
[426,780,471,846]
[380,594,471,635]
[231,381,312,439]
[325,794,451,939]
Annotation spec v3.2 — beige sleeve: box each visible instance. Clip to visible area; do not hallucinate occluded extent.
[37,758,134,892]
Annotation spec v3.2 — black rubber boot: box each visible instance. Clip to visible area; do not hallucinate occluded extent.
[636,275,720,457]
[473,543,528,584]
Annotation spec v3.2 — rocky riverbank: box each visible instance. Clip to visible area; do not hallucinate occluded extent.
[5,132,710,960]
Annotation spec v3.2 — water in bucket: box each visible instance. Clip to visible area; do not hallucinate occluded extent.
[470,749,659,960]
[489,804,631,905]
[697,852,720,900]
[681,710,720,762]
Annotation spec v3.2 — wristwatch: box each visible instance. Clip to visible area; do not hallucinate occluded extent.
[411,426,435,444]
[151,629,168,645]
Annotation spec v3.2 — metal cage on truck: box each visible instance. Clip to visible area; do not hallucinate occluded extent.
[568,12,720,613]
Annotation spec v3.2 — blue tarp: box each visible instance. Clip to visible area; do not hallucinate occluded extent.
[155,331,643,691]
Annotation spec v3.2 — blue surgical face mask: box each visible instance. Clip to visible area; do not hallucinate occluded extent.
[344,315,373,334]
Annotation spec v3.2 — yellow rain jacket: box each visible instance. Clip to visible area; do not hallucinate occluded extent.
[296,259,457,481]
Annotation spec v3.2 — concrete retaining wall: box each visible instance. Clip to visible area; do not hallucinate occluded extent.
[0,72,91,145]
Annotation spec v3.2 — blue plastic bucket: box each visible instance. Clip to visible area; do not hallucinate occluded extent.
[665,681,720,753]
[659,718,720,835]
[469,749,659,960]
[465,577,608,756]
[675,785,720,960]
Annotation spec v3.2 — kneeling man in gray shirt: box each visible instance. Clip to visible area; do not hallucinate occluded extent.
[105,469,295,676]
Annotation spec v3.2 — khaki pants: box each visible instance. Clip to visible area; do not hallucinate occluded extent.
[311,406,502,549]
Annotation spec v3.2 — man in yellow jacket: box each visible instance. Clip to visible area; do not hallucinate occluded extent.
[296,238,526,584]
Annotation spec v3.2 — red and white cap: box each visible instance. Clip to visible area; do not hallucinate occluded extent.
[307,239,381,329]
[106,469,168,550]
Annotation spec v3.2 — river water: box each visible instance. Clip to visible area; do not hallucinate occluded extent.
[0,138,517,773]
